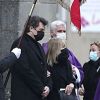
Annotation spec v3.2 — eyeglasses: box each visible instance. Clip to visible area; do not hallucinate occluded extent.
[57,30,66,33]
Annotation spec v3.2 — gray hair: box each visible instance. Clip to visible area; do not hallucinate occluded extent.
[50,20,66,32]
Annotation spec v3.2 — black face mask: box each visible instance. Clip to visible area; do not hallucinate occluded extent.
[34,31,44,41]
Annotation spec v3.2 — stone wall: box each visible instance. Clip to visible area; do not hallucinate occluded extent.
[0,0,19,59]
[0,0,19,99]
[0,0,57,59]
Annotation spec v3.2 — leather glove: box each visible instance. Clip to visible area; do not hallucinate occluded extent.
[11,48,21,59]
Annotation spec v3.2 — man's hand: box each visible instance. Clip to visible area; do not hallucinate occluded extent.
[11,48,21,59]
[42,86,50,97]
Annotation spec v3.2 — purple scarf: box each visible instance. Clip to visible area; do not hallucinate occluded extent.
[94,79,100,100]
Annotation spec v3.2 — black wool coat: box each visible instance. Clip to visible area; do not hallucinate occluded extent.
[47,49,75,100]
[10,34,52,100]
[0,53,17,100]
[83,59,100,100]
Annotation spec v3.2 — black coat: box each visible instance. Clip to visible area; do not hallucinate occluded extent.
[0,53,17,73]
[0,53,17,100]
[10,34,52,100]
[83,59,100,100]
[47,49,75,100]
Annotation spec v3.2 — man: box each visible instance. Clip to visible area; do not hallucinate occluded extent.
[10,16,52,100]
[0,47,21,100]
[42,20,84,83]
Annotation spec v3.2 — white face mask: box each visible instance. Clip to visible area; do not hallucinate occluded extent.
[56,32,66,40]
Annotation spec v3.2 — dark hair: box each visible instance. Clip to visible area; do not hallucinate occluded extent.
[29,16,48,28]
[25,16,48,33]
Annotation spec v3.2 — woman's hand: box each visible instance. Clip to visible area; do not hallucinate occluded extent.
[42,86,50,97]
[78,87,84,96]
[47,70,51,77]
[65,83,74,95]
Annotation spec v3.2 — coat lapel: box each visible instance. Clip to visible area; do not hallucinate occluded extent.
[24,35,45,64]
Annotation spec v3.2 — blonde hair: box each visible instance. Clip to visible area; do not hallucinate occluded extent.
[90,41,100,51]
[47,38,66,66]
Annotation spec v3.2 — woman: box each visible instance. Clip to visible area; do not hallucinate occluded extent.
[46,38,75,100]
[83,42,100,100]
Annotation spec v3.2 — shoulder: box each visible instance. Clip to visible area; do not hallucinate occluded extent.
[11,36,28,52]
[66,48,75,55]
[83,61,91,68]
[83,60,91,65]
[11,37,20,50]
[12,38,20,45]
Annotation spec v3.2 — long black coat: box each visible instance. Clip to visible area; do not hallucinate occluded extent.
[0,53,17,100]
[47,49,75,100]
[10,34,52,100]
[83,59,100,100]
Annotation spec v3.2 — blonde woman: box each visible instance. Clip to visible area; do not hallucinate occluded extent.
[47,38,76,100]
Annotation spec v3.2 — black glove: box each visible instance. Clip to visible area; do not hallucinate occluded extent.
[56,48,69,64]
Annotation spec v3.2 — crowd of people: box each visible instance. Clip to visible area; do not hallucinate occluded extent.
[0,15,100,100]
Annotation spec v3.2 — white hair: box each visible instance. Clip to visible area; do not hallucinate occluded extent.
[50,20,66,32]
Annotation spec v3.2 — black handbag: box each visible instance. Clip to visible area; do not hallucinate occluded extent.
[59,90,80,100]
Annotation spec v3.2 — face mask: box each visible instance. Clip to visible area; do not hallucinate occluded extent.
[34,31,44,41]
[89,51,99,61]
[56,32,66,40]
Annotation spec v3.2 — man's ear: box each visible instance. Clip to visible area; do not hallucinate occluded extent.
[50,31,56,38]
[29,26,33,30]
[50,32,53,38]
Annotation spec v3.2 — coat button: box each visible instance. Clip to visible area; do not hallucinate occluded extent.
[41,62,43,64]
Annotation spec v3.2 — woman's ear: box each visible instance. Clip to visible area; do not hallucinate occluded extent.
[98,51,100,57]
